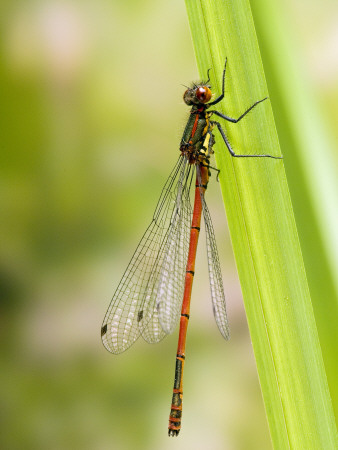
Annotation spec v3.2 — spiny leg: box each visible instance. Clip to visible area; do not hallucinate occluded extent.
[207,58,227,107]
[213,121,282,159]
[210,97,267,123]
[205,67,211,84]
[205,131,220,178]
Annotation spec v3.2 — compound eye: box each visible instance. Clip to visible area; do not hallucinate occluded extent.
[196,86,212,103]
[183,89,192,105]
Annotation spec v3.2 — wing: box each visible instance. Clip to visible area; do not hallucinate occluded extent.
[101,156,193,353]
[140,161,194,340]
[197,166,230,340]
[155,165,193,334]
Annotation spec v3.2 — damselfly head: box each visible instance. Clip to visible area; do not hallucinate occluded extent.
[183,84,212,106]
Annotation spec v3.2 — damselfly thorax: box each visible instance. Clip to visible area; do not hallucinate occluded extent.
[180,107,215,168]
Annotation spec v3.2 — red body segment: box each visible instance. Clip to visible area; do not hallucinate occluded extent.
[168,165,209,436]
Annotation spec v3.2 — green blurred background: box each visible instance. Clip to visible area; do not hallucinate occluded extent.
[1,0,337,449]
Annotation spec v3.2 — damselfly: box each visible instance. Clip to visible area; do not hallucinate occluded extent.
[101,59,281,436]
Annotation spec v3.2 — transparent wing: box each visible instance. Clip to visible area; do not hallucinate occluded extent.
[197,166,230,340]
[155,168,193,334]
[140,162,194,340]
[101,156,193,353]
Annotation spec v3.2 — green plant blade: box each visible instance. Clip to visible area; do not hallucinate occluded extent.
[250,0,338,420]
[185,0,337,448]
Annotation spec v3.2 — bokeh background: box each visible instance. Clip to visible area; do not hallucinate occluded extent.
[1,0,337,449]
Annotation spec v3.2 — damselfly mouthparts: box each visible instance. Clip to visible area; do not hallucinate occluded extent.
[101,59,282,436]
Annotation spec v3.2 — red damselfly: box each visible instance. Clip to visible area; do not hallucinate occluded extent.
[101,59,282,436]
